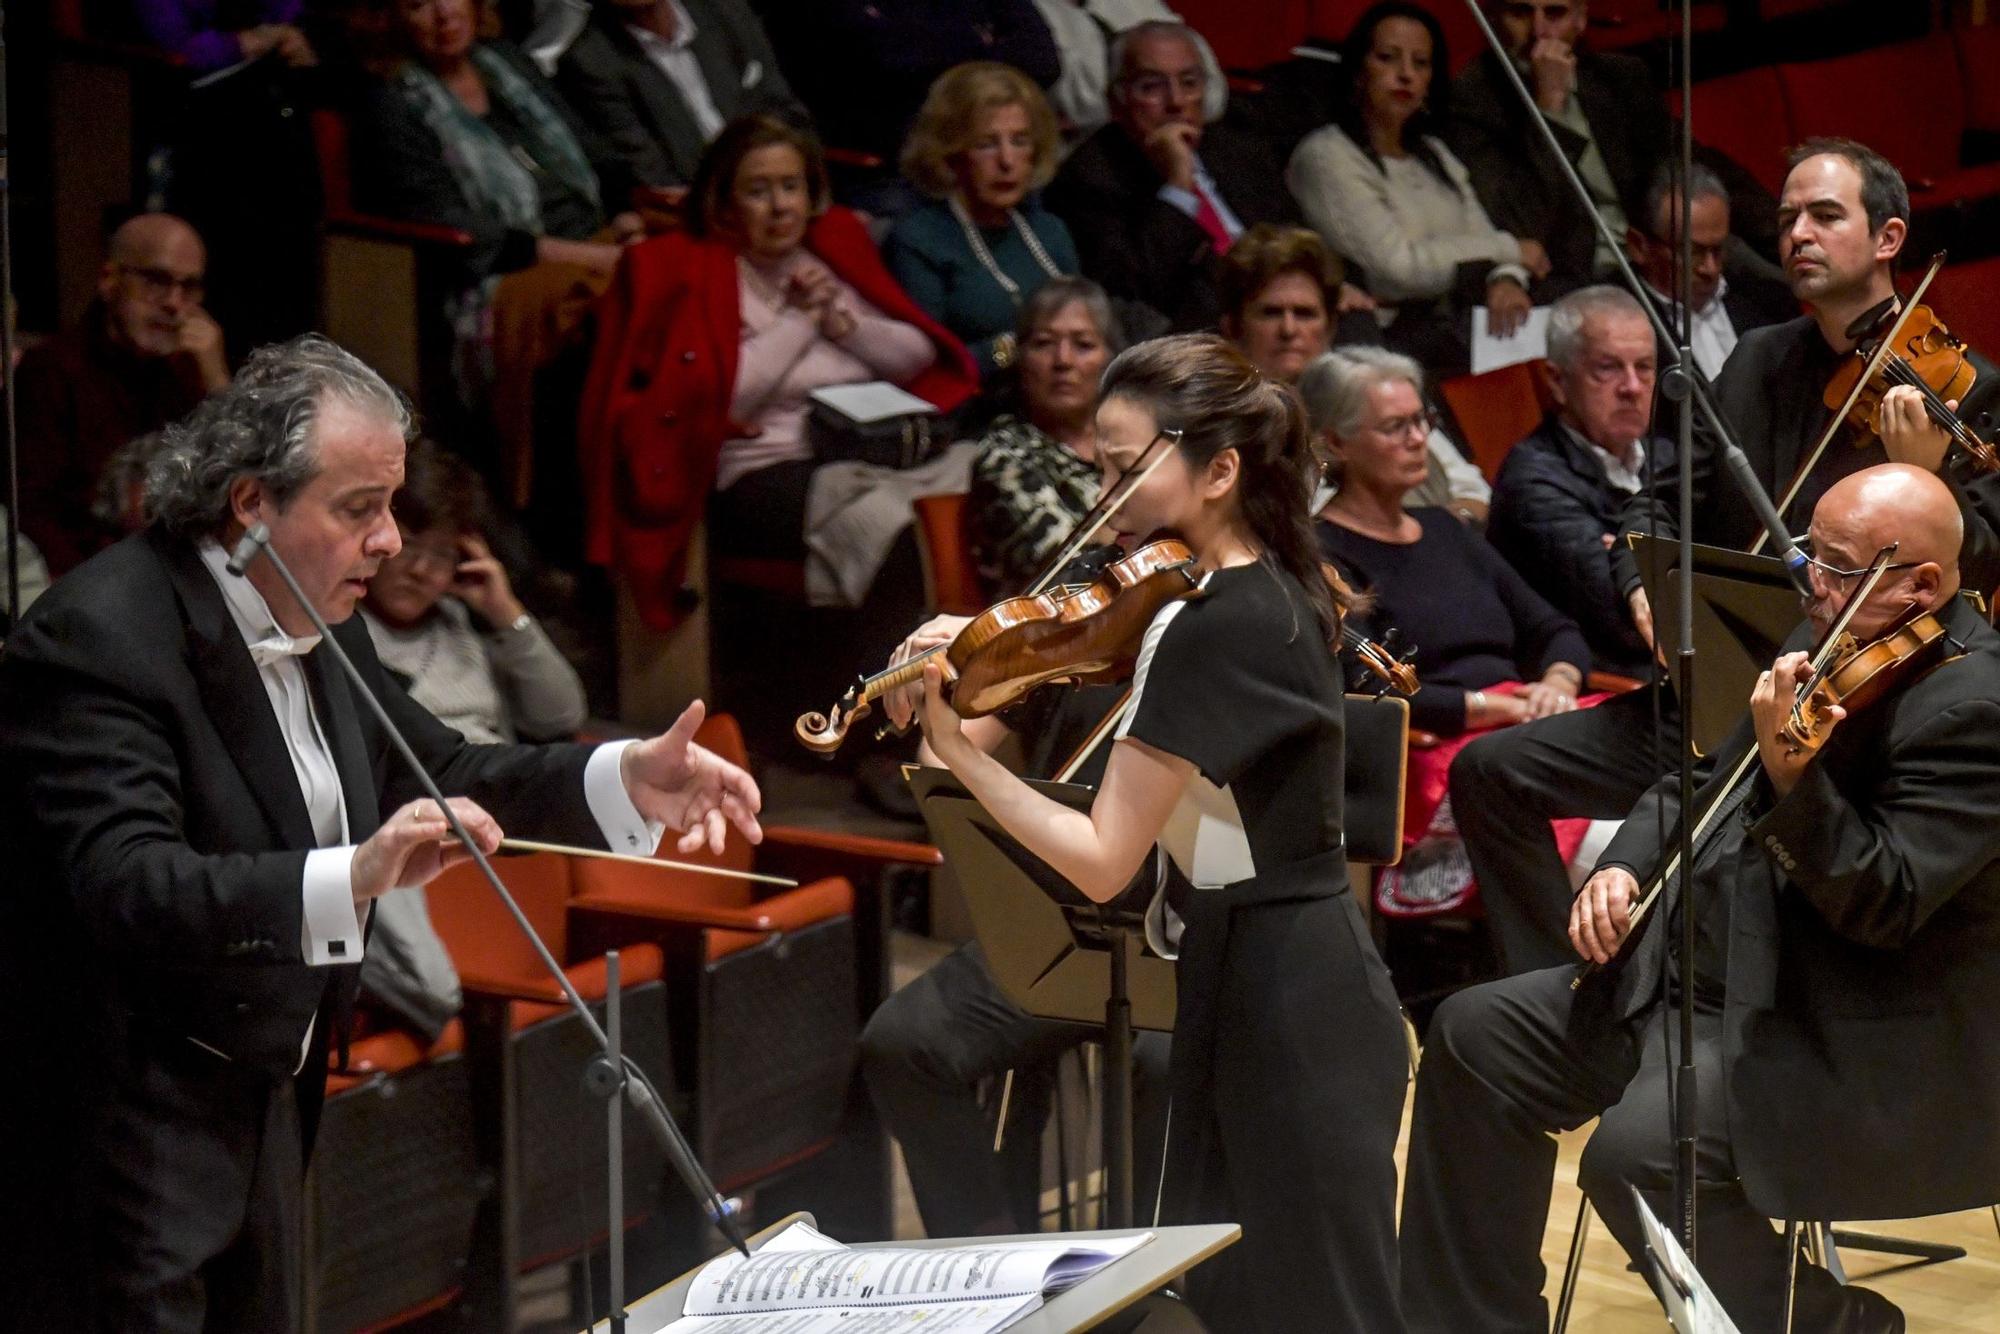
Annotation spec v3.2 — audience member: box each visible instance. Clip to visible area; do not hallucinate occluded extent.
[757,0,1060,181]
[1488,287,1671,678]
[1313,346,1590,914]
[1300,350,1491,526]
[17,214,227,574]
[353,0,648,506]
[886,63,1078,382]
[556,0,805,196]
[1446,0,1669,292]
[358,440,589,1039]
[92,431,173,540]
[1216,223,1378,385]
[132,0,318,72]
[1289,2,1550,375]
[1031,0,1224,134]
[1047,21,1295,332]
[1624,163,1798,380]
[578,114,977,634]
[968,277,1122,590]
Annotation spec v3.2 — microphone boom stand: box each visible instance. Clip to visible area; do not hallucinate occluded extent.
[228,522,752,1323]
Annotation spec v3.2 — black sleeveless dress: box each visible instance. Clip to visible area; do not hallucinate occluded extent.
[1115,560,1408,1332]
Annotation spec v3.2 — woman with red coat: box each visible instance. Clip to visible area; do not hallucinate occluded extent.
[582,114,979,635]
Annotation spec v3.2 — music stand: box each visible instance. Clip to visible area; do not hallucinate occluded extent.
[1630,534,1806,754]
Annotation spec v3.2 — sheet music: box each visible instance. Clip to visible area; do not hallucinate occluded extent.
[652,1223,1151,1334]
[1470,305,1553,374]
[1633,1188,1742,1334]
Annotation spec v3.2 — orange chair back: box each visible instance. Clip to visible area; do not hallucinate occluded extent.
[912,492,986,616]
[427,852,575,982]
[1437,362,1554,480]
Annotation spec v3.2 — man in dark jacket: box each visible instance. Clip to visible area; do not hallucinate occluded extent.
[18,213,230,574]
[1047,20,1296,333]
[1403,463,1995,1334]
[1446,0,1670,292]
[1489,285,1670,680]
[557,0,805,195]
[0,336,763,1330]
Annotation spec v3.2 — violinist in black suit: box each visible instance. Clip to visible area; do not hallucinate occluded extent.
[1046,21,1297,333]
[1404,462,2000,1334]
[0,336,763,1331]
[1450,135,2000,974]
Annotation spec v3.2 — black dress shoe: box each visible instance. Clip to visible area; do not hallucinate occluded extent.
[1834,1284,1906,1334]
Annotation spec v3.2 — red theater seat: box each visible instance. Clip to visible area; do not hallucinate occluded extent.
[1437,361,1555,480]
[1174,0,1310,69]
[1670,66,1793,196]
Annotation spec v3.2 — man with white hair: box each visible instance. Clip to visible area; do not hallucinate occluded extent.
[1489,285,1670,680]
[0,336,762,1330]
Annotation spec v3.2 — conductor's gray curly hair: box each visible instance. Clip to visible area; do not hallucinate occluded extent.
[145,334,411,539]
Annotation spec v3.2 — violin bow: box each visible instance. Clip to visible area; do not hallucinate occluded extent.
[1751,254,1947,554]
[1573,547,1898,987]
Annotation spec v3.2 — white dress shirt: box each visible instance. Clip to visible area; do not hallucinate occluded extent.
[196,544,665,1050]
[629,0,726,142]
[1558,421,1646,494]
[1157,157,1245,244]
[1647,277,1738,381]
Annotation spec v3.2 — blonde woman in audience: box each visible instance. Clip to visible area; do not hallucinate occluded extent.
[1287,1,1551,375]
[887,63,1080,383]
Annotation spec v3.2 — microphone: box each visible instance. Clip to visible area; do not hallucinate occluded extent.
[224,523,270,577]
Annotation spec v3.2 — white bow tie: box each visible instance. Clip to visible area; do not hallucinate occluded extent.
[246,628,321,668]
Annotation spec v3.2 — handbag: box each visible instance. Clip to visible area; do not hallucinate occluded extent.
[807,382,947,470]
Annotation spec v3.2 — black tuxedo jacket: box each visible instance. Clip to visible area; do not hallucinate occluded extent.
[1595,593,2000,1221]
[1612,313,2000,599]
[1046,120,1297,332]
[1489,413,1672,677]
[1447,49,1669,292]
[0,527,604,1082]
[557,0,804,191]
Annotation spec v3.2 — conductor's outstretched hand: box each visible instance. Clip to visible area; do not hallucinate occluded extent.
[621,700,765,854]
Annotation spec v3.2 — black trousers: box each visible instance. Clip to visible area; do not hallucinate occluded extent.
[1452,687,1678,973]
[1399,967,1889,1333]
[87,1041,307,1333]
[860,941,1172,1238]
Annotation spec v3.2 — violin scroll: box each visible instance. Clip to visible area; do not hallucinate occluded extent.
[795,688,867,756]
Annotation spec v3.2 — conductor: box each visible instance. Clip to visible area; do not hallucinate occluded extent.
[0,336,764,1331]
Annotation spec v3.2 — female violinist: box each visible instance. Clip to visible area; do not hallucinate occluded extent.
[893,334,1408,1333]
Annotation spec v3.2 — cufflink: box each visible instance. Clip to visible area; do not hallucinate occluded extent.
[329,939,348,958]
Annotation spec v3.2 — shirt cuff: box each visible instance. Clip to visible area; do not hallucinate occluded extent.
[302,847,364,967]
[586,740,667,856]
[1156,183,1201,218]
[1488,262,1532,290]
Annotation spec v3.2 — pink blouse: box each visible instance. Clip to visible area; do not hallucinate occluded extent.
[718,250,937,490]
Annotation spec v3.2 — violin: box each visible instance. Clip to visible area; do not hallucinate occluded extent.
[1780,609,1950,753]
[795,539,1205,755]
[1822,299,1997,472]
[1343,623,1420,696]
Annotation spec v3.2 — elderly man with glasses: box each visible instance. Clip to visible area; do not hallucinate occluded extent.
[17,213,232,575]
[1047,20,1298,333]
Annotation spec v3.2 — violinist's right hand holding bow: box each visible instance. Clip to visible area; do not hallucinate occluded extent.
[1570,866,1640,964]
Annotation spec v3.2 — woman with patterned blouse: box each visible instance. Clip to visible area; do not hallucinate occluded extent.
[968,277,1124,591]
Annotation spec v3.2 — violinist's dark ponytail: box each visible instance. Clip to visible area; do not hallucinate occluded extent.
[1098,333,1346,643]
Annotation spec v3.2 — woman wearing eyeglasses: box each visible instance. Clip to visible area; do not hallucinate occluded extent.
[1311,346,1595,918]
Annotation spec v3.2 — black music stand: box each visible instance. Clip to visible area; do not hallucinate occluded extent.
[904,694,1411,1231]
[1631,534,1806,754]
